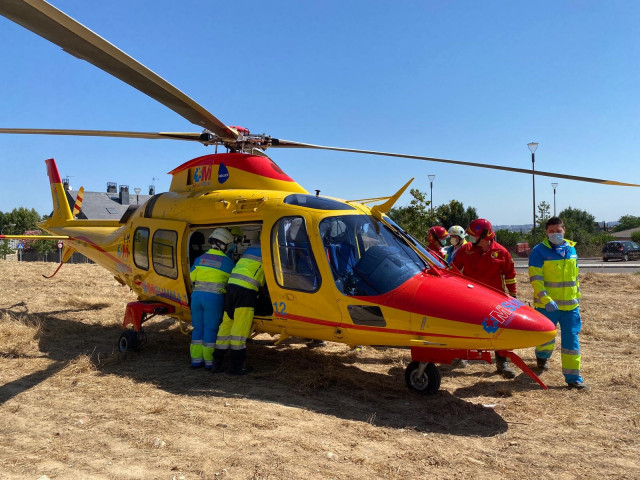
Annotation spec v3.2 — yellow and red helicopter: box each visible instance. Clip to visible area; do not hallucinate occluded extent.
[1,0,639,394]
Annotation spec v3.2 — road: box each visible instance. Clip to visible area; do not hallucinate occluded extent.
[513,257,640,274]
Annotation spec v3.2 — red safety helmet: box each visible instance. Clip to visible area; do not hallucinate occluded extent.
[466,218,495,241]
[427,226,449,244]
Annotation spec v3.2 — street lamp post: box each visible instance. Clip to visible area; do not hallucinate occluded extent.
[527,142,539,244]
[428,175,435,224]
[551,182,558,216]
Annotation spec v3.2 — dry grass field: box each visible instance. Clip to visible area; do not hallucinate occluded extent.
[1,262,639,479]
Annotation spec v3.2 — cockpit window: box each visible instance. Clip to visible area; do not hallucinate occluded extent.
[319,215,426,296]
[283,194,355,211]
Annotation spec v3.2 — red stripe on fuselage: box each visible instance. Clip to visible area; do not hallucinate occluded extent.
[169,153,294,182]
[280,312,483,340]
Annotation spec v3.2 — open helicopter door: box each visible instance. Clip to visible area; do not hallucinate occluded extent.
[128,218,190,319]
[263,212,349,344]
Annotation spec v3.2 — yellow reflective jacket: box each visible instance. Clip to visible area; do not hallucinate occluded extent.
[528,239,580,310]
[228,245,265,292]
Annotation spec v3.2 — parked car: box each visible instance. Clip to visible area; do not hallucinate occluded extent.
[602,241,640,261]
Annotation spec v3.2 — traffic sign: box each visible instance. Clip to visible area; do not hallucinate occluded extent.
[17,243,23,250]
[58,241,63,249]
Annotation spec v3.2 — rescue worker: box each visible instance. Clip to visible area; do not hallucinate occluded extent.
[444,225,467,265]
[446,224,470,369]
[426,226,449,258]
[212,243,265,375]
[189,228,235,369]
[453,219,518,378]
[529,217,588,390]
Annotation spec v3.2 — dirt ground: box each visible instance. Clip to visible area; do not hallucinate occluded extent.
[0,262,638,480]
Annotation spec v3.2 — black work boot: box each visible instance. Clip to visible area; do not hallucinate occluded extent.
[536,356,550,371]
[495,353,516,379]
[211,350,226,374]
[227,349,253,376]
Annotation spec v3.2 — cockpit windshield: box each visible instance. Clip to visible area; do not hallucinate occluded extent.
[382,215,446,268]
[319,215,427,296]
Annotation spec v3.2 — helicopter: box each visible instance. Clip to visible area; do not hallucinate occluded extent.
[1,0,638,395]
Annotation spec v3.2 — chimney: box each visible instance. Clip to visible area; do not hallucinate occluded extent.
[107,182,117,194]
[119,185,130,205]
[63,177,72,191]
[149,184,156,195]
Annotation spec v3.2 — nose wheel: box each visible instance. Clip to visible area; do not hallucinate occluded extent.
[118,329,147,353]
[405,361,441,394]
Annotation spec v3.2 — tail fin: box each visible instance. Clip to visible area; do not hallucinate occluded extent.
[45,158,73,224]
[72,186,84,218]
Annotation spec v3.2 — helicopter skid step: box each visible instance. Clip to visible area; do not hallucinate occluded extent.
[122,301,175,331]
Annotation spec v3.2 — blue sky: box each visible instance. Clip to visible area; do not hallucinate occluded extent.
[1,0,638,226]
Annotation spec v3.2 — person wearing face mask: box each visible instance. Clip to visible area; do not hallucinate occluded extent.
[452,218,518,379]
[529,217,588,390]
[445,225,467,265]
[426,226,449,258]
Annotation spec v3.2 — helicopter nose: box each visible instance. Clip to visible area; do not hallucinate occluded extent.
[408,272,556,350]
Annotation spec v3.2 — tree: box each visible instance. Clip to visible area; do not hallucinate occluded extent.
[31,237,56,261]
[388,188,432,241]
[631,231,640,243]
[614,215,640,232]
[537,201,551,230]
[2,207,42,234]
[559,207,596,235]
[495,229,522,253]
[435,200,478,229]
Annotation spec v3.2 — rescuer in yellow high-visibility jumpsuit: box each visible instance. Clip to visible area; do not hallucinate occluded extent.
[212,244,265,375]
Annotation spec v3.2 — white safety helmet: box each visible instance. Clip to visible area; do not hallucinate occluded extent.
[448,225,466,238]
[209,228,234,247]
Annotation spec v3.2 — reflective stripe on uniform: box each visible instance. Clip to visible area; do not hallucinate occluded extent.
[537,290,548,299]
[229,273,260,289]
[193,281,226,293]
[242,253,262,262]
[556,299,579,306]
[561,347,580,355]
[530,275,544,282]
[545,281,577,288]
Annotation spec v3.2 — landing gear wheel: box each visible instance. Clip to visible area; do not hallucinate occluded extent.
[118,329,139,353]
[405,361,441,394]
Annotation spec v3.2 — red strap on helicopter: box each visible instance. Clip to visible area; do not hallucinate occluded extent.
[42,261,64,279]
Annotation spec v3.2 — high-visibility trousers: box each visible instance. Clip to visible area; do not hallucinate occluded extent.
[190,290,225,368]
[215,284,258,352]
[534,307,583,384]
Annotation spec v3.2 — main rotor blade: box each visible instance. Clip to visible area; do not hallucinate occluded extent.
[0,0,237,141]
[272,140,640,187]
[0,128,204,142]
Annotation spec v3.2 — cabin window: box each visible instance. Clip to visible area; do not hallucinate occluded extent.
[271,216,321,292]
[133,227,150,270]
[152,229,178,279]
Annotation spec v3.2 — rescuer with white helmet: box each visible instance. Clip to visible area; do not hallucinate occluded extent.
[188,228,235,369]
[444,225,467,265]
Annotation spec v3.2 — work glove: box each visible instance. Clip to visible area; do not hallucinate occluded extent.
[545,300,559,312]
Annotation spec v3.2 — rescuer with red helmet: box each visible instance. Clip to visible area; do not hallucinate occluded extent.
[452,218,518,378]
[426,225,449,258]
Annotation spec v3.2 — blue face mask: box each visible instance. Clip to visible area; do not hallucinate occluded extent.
[548,233,564,245]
